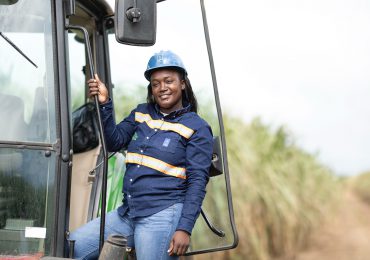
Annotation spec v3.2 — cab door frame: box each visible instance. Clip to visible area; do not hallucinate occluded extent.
[53,0,113,256]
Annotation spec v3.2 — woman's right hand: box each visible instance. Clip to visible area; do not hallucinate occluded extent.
[88,74,109,104]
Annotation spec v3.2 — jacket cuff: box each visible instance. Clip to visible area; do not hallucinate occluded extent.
[176,217,195,235]
[99,98,113,112]
[99,98,112,107]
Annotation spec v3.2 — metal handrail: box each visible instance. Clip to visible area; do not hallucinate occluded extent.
[66,24,109,253]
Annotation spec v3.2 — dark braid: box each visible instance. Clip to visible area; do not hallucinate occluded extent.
[182,76,197,113]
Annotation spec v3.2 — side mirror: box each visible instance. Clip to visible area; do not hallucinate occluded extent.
[115,0,157,46]
[0,0,18,5]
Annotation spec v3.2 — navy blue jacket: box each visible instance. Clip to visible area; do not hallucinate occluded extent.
[100,100,213,234]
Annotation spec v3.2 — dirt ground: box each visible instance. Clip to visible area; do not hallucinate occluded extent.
[294,188,370,260]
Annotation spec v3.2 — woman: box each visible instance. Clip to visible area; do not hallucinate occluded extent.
[70,50,213,260]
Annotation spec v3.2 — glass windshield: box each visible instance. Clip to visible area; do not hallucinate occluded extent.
[107,0,236,253]
[0,0,56,143]
[0,0,57,257]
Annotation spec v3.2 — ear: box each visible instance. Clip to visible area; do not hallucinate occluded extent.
[181,81,186,90]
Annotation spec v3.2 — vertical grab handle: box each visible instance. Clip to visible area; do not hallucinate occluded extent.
[66,24,109,253]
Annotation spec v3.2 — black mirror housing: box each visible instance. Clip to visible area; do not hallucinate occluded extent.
[115,0,157,46]
[209,136,223,177]
[0,0,18,5]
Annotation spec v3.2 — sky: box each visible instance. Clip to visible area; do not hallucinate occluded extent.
[108,0,370,176]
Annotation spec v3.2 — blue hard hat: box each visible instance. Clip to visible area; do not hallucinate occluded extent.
[144,50,187,81]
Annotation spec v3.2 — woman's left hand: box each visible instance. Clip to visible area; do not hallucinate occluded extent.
[167,230,190,256]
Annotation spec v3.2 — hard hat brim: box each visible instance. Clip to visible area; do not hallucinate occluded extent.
[144,66,187,81]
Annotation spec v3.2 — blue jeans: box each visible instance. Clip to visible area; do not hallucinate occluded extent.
[70,203,183,260]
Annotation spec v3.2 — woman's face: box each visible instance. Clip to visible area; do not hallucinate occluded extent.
[150,69,185,114]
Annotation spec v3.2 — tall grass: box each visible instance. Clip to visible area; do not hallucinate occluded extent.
[214,116,341,259]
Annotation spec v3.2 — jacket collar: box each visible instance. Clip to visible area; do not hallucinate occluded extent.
[153,102,191,118]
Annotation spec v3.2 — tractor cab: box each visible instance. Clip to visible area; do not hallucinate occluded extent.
[0,0,238,258]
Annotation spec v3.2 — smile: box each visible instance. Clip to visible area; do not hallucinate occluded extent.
[159,94,171,99]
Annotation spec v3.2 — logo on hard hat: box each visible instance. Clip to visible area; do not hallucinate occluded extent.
[157,54,163,64]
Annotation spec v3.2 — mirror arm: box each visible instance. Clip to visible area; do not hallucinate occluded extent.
[200,208,225,237]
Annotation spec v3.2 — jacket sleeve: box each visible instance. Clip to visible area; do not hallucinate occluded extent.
[176,123,213,235]
[100,99,137,152]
